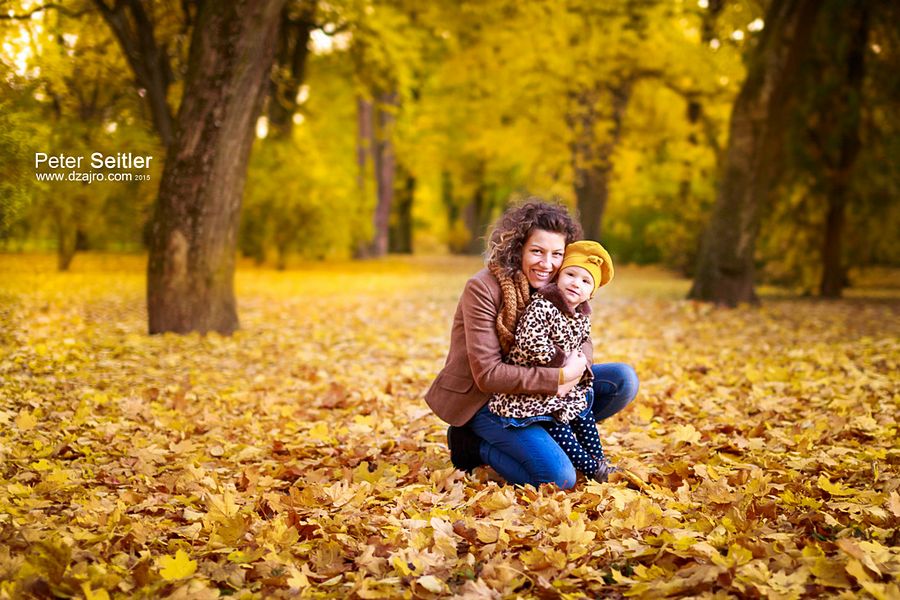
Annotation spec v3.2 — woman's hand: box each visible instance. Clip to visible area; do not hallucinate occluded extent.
[557,350,588,396]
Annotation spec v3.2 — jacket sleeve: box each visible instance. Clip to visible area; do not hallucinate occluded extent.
[460,276,559,395]
[581,321,594,365]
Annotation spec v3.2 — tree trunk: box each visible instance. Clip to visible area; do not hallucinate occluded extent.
[462,177,499,256]
[819,1,869,298]
[820,192,846,297]
[268,0,317,140]
[568,83,631,241]
[689,0,822,306]
[353,95,374,257]
[440,169,457,222]
[93,0,176,147]
[146,0,285,335]
[57,222,77,272]
[371,92,397,256]
[389,164,414,254]
[358,91,397,258]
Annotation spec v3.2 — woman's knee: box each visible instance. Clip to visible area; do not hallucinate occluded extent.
[530,457,577,490]
[552,462,578,490]
[620,363,640,401]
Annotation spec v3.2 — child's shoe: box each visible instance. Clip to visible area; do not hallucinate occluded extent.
[447,426,484,472]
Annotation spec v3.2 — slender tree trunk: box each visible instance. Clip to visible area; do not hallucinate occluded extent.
[389,164,414,254]
[689,0,822,306]
[819,1,869,298]
[370,92,397,257]
[354,95,374,257]
[568,83,631,241]
[54,194,86,272]
[268,0,317,140]
[462,182,487,255]
[147,0,285,334]
[56,221,77,272]
[820,191,847,297]
[357,92,397,258]
[441,169,457,222]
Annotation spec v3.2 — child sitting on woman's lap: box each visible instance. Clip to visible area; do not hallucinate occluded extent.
[489,240,618,482]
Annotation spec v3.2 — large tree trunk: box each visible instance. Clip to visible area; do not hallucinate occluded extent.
[819,1,869,298]
[147,0,285,335]
[689,0,822,306]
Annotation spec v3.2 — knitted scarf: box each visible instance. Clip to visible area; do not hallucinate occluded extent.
[488,262,532,355]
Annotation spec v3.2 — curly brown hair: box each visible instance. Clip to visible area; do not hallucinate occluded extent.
[486,199,583,274]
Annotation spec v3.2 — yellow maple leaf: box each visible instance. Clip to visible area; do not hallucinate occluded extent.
[672,423,702,445]
[80,583,110,600]
[309,422,332,442]
[635,403,655,422]
[520,547,567,570]
[287,565,313,591]
[817,475,858,496]
[552,518,596,545]
[15,409,37,431]
[159,549,197,581]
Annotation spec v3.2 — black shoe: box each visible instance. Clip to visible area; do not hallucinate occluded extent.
[447,425,484,472]
[591,458,619,483]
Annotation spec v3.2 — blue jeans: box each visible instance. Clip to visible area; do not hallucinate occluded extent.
[466,363,639,489]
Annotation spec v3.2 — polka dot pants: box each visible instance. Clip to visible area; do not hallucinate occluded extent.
[544,415,606,476]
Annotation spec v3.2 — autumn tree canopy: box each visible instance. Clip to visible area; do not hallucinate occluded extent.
[1,0,898,330]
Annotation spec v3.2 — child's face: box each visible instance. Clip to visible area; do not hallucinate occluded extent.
[557,266,594,309]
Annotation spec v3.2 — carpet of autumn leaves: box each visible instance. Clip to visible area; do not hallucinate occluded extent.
[1,254,899,599]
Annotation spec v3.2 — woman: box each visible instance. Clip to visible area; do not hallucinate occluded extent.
[425,200,639,489]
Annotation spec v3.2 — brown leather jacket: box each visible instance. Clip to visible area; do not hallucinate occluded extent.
[425,268,594,426]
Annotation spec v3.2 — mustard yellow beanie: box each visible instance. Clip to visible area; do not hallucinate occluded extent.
[559,240,614,296]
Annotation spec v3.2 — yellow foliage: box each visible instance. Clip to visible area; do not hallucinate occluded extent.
[158,550,198,581]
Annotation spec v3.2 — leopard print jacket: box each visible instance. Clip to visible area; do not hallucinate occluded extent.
[489,283,593,424]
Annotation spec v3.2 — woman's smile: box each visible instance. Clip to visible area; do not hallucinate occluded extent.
[520,229,567,288]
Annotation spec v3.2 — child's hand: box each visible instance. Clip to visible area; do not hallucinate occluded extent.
[558,350,588,395]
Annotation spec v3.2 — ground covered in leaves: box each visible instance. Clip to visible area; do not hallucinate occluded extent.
[1,254,899,599]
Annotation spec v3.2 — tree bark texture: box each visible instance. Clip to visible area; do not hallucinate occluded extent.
[389,164,414,254]
[689,0,822,306]
[355,94,373,216]
[93,0,176,148]
[357,92,397,258]
[461,165,499,256]
[370,92,397,257]
[147,0,285,334]
[818,1,869,298]
[568,83,631,242]
[462,182,488,256]
[268,0,316,140]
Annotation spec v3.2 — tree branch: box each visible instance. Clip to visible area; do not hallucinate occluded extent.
[0,2,91,19]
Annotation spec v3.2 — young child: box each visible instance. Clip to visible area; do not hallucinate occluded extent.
[489,240,618,482]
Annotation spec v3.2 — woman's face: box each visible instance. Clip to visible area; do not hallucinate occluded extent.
[520,229,567,288]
